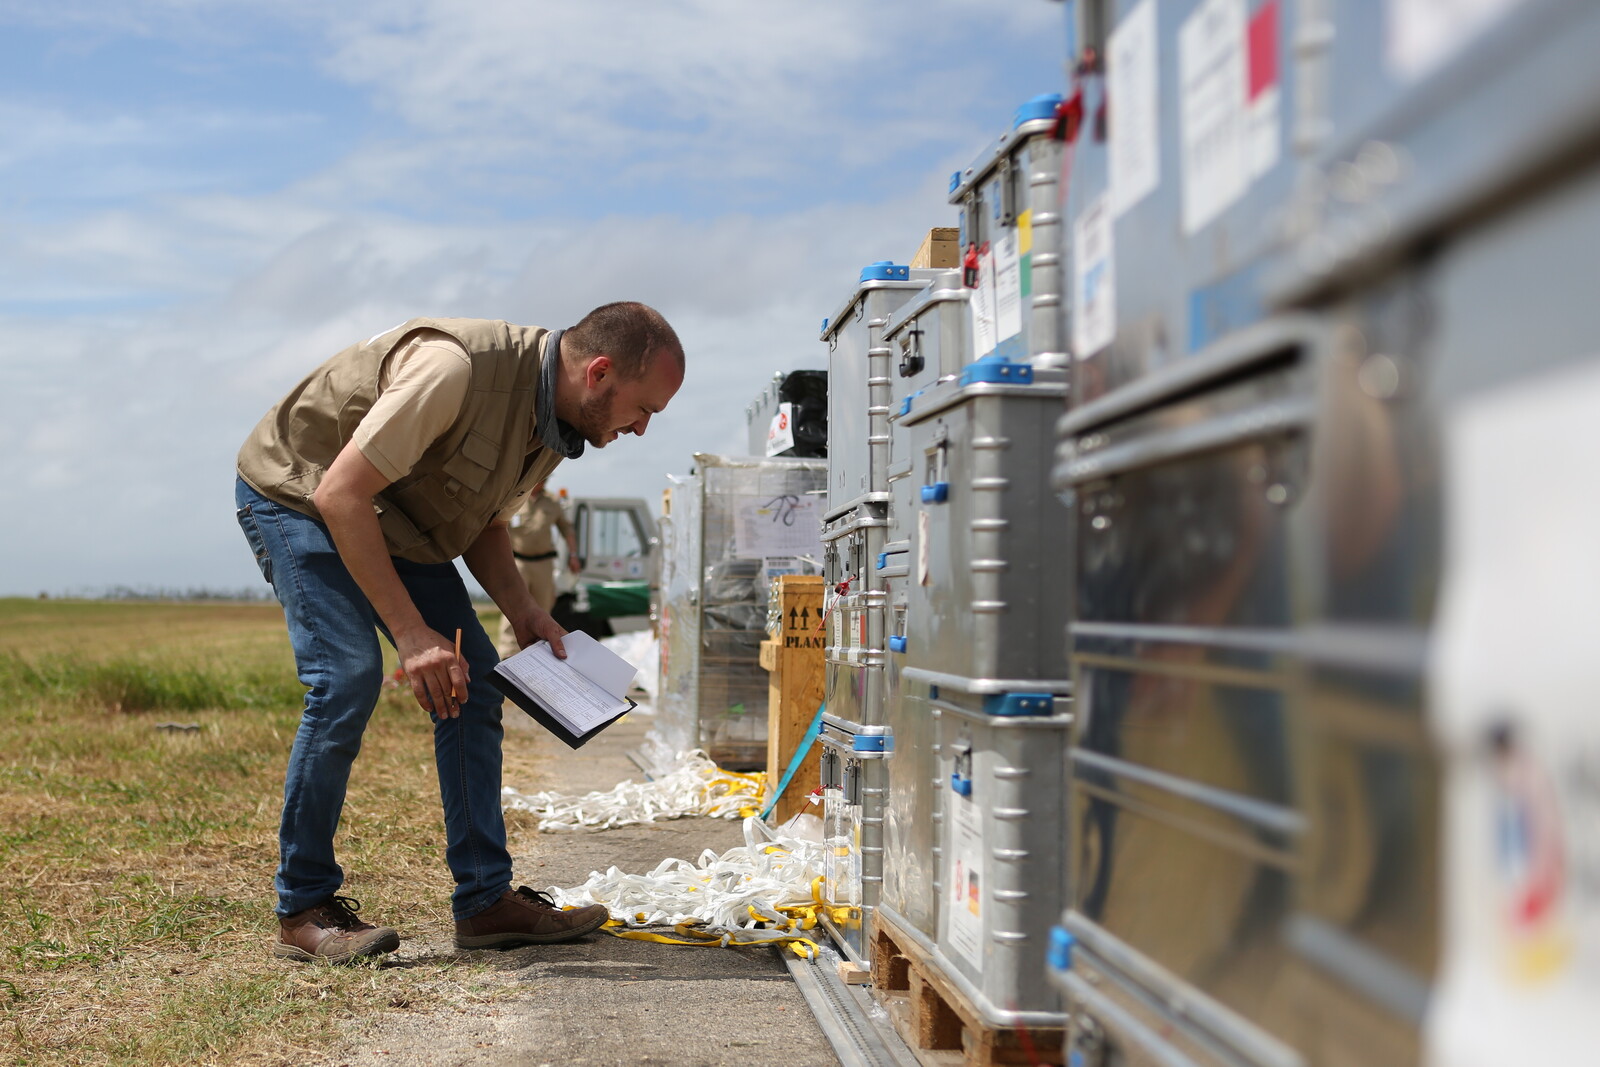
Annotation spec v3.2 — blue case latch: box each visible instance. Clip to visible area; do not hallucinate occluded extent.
[888,635,907,653]
[960,355,1034,387]
[985,692,1054,716]
[1048,926,1077,971]
[921,482,949,504]
[853,733,889,754]
[950,742,973,796]
[860,261,910,283]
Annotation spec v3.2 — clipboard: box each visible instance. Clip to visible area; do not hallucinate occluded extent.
[488,630,640,750]
[488,669,636,749]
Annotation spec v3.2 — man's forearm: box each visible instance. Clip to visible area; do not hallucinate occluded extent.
[317,490,427,641]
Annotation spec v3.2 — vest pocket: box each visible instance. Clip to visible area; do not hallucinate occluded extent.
[373,497,433,554]
[447,430,501,492]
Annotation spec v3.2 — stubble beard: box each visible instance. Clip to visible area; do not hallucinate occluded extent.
[577,383,618,448]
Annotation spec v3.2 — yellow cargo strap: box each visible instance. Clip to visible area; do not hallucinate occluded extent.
[602,919,821,961]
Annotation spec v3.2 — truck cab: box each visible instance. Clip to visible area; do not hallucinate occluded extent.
[555,494,659,637]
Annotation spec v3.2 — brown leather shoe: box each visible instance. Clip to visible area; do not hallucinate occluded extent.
[455,887,610,949]
[273,896,400,963]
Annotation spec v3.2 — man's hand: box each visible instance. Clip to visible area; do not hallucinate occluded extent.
[394,625,469,718]
[567,554,582,574]
[508,603,569,659]
[462,522,571,661]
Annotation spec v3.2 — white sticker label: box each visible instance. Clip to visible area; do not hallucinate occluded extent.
[1072,193,1116,358]
[1426,358,1600,1067]
[917,510,931,586]
[1179,0,1249,234]
[971,244,998,359]
[1109,0,1161,218]
[734,493,822,560]
[1389,0,1527,81]
[765,401,795,456]
[993,229,1023,346]
[945,790,985,971]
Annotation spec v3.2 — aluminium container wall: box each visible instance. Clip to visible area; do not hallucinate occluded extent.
[1050,321,1320,1067]
[822,264,947,517]
[949,94,1068,370]
[1296,63,1600,1065]
[934,695,1072,1028]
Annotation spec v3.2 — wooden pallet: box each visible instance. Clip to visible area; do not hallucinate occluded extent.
[870,912,1064,1067]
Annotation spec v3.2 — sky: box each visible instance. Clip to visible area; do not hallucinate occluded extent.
[0,0,1069,597]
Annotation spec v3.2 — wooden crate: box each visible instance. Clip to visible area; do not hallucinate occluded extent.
[761,575,825,825]
[870,910,1064,1067]
[911,226,960,269]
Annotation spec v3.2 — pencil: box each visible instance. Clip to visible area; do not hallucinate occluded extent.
[452,628,462,699]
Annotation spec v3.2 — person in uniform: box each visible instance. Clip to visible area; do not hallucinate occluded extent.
[496,482,579,659]
[234,302,684,963]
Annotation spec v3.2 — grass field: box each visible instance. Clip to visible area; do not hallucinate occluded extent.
[0,598,539,1066]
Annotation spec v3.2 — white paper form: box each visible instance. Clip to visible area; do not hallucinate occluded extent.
[1109,0,1161,218]
[1179,0,1249,234]
[993,229,1023,347]
[497,631,634,735]
[734,493,823,560]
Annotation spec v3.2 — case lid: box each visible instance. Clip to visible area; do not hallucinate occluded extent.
[948,92,1064,205]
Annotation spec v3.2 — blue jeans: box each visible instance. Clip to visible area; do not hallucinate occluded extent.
[235,477,511,921]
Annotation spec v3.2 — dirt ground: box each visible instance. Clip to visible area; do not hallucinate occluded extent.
[329,711,842,1067]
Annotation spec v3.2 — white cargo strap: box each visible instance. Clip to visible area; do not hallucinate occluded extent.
[545,815,845,961]
[502,750,766,831]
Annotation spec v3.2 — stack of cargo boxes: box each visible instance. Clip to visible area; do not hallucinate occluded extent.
[896,93,1076,1031]
[817,93,1081,1032]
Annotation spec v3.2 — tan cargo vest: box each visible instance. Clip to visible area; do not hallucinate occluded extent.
[237,317,565,563]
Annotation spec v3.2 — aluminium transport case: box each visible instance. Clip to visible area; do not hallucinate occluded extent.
[935,691,1073,1027]
[900,359,1073,694]
[875,269,972,947]
[949,93,1069,371]
[819,718,891,961]
[876,539,944,947]
[821,263,946,518]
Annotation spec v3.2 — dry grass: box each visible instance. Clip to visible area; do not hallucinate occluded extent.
[0,598,544,1066]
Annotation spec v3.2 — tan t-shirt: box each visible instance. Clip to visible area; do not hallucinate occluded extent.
[351,329,472,483]
[507,492,574,556]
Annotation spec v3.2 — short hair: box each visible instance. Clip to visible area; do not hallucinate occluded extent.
[563,301,684,380]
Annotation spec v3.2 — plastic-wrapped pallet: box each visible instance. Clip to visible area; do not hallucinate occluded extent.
[651,455,826,771]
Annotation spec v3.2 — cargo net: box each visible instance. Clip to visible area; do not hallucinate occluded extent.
[500,750,765,831]
[543,813,837,960]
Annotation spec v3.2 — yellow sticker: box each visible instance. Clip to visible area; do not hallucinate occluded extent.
[1018,209,1033,255]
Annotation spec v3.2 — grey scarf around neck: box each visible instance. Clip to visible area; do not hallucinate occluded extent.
[535,328,586,460]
